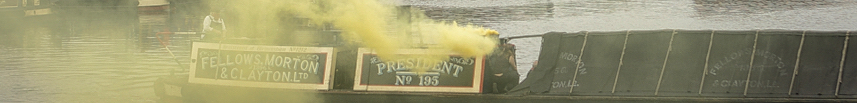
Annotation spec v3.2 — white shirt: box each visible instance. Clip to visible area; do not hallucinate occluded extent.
[202,15,225,33]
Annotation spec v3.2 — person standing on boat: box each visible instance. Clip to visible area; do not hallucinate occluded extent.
[202,10,226,40]
[483,39,520,94]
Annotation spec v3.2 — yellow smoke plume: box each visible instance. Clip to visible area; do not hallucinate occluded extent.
[222,0,498,72]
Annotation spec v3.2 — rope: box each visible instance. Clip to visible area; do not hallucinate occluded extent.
[655,29,677,95]
[570,31,589,93]
[788,30,806,95]
[744,30,760,96]
[213,36,225,79]
[157,35,184,76]
[612,30,631,94]
[699,30,715,94]
[835,31,850,96]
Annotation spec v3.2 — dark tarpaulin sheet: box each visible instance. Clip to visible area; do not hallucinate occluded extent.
[656,30,712,96]
[569,31,626,95]
[744,30,801,97]
[508,32,565,95]
[840,32,857,96]
[546,32,586,95]
[791,31,847,98]
[699,31,756,97]
[612,30,672,96]
[510,30,856,99]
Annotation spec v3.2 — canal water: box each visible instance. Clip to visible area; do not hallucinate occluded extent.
[1,0,856,102]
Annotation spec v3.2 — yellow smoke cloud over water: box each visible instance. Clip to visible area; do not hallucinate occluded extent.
[223,0,497,71]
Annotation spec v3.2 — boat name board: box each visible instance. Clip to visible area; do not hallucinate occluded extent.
[188,42,334,90]
[354,48,484,93]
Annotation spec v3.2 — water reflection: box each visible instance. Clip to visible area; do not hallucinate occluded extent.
[692,0,845,17]
[0,3,196,102]
[415,3,555,25]
[411,0,649,26]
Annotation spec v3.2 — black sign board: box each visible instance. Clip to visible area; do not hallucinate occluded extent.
[189,42,335,90]
[354,48,485,93]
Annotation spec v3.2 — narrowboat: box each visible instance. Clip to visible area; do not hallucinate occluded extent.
[0,0,53,19]
[154,29,857,103]
[137,0,168,14]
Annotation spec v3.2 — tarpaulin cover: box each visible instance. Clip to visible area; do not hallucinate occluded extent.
[545,32,586,94]
[510,30,856,98]
[508,32,564,95]
[656,30,711,96]
[612,30,672,96]
[791,31,847,98]
[566,31,627,95]
[743,30,801,97]
[698,31,756,97]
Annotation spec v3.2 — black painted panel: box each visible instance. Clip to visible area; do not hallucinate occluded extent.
[334,47,358,90]
[700,31,756,97]
[791,31,847,98]
[547,32,586,94]
[744,30,801,97]
[613,30,673,96]
[657,30,712,96]
[570,31,626,95]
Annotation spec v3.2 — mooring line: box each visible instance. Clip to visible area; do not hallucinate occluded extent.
[214,38,225,79]
[655,29,677,95]
[835,30,850,96]
[612,30,631,94]
[570,31,589,93]
[157,35,184,76]
[788,30,806,96]
[743,30,760,96]
[699,30,715,95]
